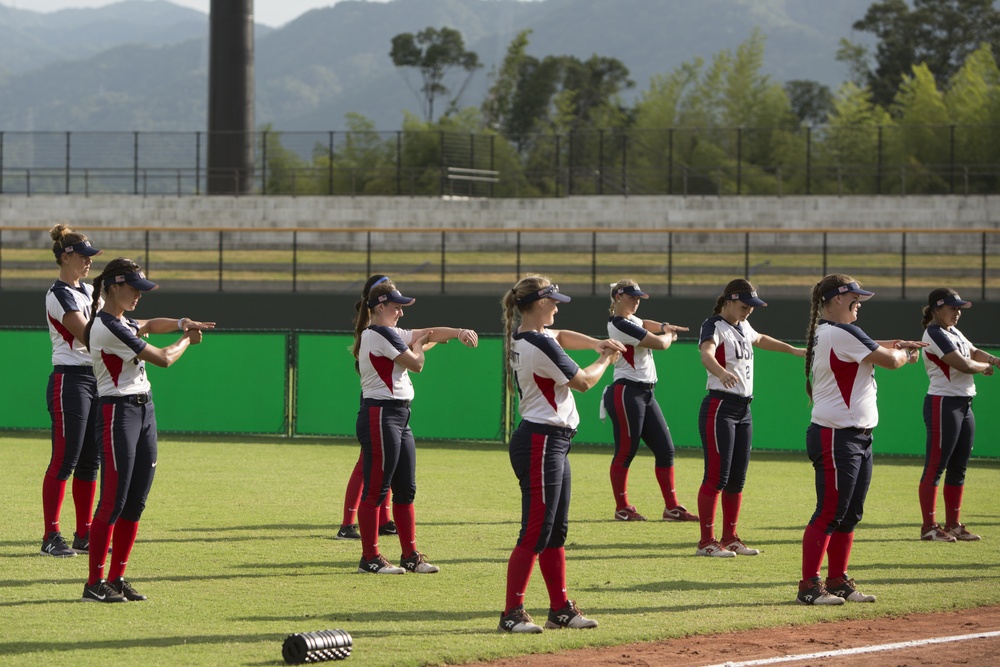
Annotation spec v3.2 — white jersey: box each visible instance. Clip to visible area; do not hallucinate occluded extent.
[608,315,657,383]
[45,280,95,367]
[699,315,760,397]
[511,330,581,429]
[810,320,880,429]
[89,311,151,397]
[922,324,976,398]
[358,325,415,401]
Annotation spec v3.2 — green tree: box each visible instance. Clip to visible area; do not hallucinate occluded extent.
[843,0,1000,108]
[390,27,482,122]
[784,80,835,126]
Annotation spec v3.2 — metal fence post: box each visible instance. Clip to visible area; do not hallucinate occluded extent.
[901,232,907,299]
[515,231,521,279]
[195,131,201,195]
[591,232,597,295]
[982,232,988,301]
[667,231,673,296]
[218,230,224,292]
[65,131,71,195]
[668,128,674,195]
[292,230,298,292]
[133,131,139,195]
[145,229,150,274]
[328,131,334,196]
[366,231,371,278]
[744,232,750,279]
[440,231,446,294]
[261,130,268,194]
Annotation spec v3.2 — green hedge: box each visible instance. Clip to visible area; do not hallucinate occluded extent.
[2,329,996,458]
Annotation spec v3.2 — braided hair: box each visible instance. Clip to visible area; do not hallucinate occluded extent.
[804,273,856,400]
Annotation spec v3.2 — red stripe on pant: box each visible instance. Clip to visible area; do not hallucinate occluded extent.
[611,384,632,468]
[521,433,549,551]
[810,427,840,531]
[363,406,385,506]
[921,395,944,485]
[94,403,120,525]
[703,398,722,488]
[47,374,67,474]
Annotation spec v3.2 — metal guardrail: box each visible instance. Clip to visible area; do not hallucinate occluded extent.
[2,226,997,299]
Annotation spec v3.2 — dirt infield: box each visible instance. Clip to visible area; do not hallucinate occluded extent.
[476,605,1000,666]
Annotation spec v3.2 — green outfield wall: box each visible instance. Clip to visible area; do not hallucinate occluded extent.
[1,329,996,458]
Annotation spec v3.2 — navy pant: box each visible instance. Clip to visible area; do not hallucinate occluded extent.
[806,423,873,534]
[94,399,158,525]
[46,368,99,482]
[604,383,674,468]
[699,393,753,493]
[921,395,975,487]
[509,421,573,553]
[356,401,417,506]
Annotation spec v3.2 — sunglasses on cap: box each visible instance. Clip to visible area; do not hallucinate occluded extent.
[516,284,571,306]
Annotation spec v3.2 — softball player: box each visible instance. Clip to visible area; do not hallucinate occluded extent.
[917,288,997,542]
[696,279,804,558]
[352,276,478,575]
[797,273,925,605]
[41,223,103,558]
[80,258,214,603]
[498,275,624,634]
[602,279,695,522]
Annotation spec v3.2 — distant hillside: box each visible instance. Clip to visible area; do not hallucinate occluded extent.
[0,0,873,132]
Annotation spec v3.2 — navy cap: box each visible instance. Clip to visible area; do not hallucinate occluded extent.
[613,284,649,299]
[930,291,971,309]
[112,271,158,292]
[725,290,767,307]
[822,281,874,302]
[369,289,416,309]
[517,283,571,306]
[56,240,102,259]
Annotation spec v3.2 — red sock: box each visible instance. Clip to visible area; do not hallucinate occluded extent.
[380,490,393,526]
[358,502,380,559]
[826,531,854,580]
[341,460,364,526]
[654,466,679,509]
[87,518,114,585]
[538,547,569,611]
[720,491,742,543]
[107,519,139,582]
[393,502,416,558]
[72,478,96,538]
[41,476,67,537]
[918,482,938,529]
[609,464,629,510]
[801,523,831,581]
[697,485,719,544]
[943,484,964,526]
[504,545,537,614]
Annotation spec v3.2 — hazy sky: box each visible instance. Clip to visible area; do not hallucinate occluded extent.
[4,0,388,28]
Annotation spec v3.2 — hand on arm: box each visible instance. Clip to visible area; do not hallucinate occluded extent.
[567,341,621,392]
[409,327,479,348]
[138,317,216,336]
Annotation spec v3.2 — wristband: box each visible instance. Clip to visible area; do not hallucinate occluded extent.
[660,322,667,334]
[177,318,185,331]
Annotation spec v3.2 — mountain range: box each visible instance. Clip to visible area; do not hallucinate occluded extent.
[0,0,876,132]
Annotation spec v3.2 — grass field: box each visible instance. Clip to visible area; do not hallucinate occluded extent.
[3,432,1000,666]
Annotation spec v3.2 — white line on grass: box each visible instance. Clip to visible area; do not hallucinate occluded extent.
[704,630,1000,667]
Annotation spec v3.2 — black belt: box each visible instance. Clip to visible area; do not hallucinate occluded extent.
[53,365,94,376]
[709,389,753,404]
[842,426,874,437]
[362,398,411,408]
[519,420,576,439]
[100,392,151,405]
[616,379,656,391]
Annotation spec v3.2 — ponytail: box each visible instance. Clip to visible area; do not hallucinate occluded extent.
[49,222,88,266]
[501,275,551,394]
[805,273,855,399]
[351,274,392,362]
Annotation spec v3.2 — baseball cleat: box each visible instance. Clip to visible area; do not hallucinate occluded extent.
[921,524,958,542]
[41,532,77,558]
[826,575,876,603]
[357,554,405,574]
[945,523,980,541]
[796,577,845,605]
[400,550,440,574]
[335,524,361,540]
[695,539,736,558]
[498,605,543,633]
[663,505,699,522]
[614,505,646,521]
[109,577,147,601]
[721,536,760,556]
[378,521,398,536]
[72,532,111,554]
[81,580,128,603]
[544,600,599,629]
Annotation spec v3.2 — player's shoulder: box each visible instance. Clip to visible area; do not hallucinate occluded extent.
[823,320,877,349]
